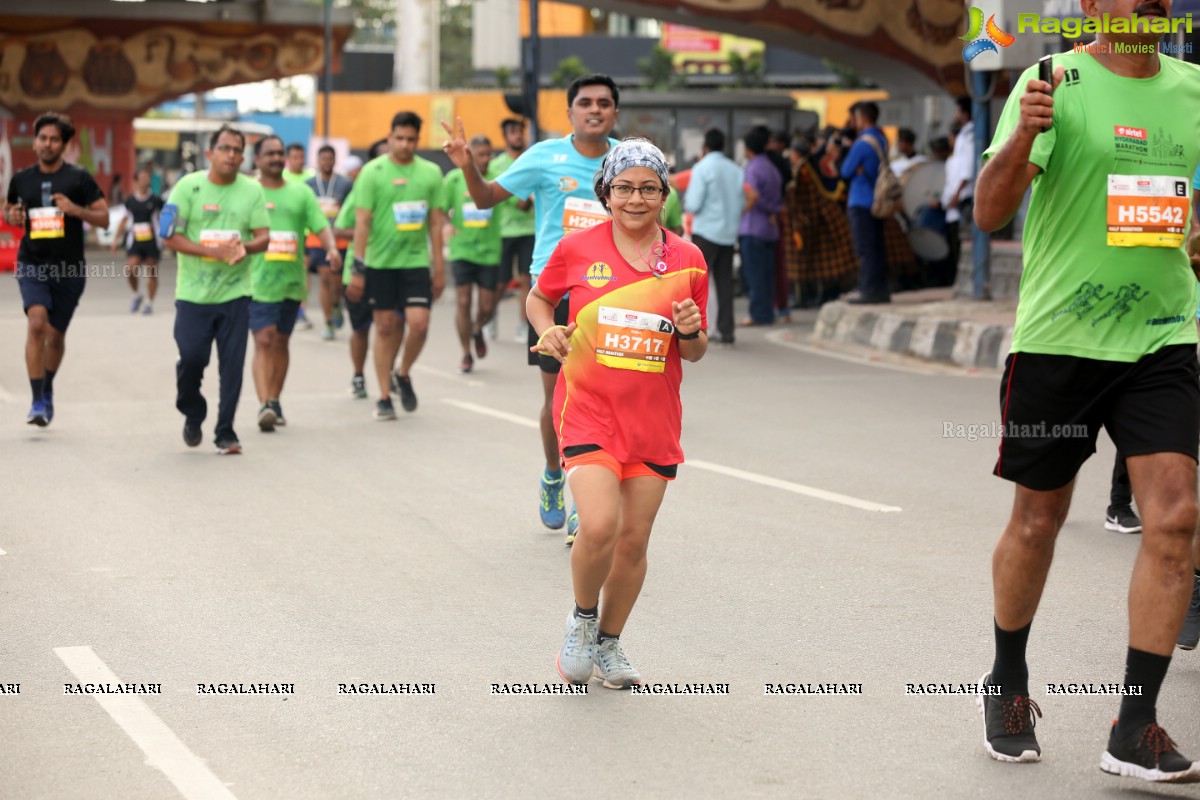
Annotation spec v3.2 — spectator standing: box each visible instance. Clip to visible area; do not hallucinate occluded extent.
[840,101,890,304]
[684,128,745,344]
[738,127,783,326]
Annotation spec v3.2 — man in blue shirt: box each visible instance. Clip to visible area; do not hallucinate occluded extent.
[840,101,890,304]
[685,127,745,345]
[441,73,620,545]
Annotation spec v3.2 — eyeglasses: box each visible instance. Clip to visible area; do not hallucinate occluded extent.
[610,184,664,200]
[212,145,242,155]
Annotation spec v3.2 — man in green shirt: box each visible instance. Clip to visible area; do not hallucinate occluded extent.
[163,125,270,454]
[973,0,1200,780]
[441,135,501,373]
[348,112,445,420]
[283,143,314,185]
[248,135,341,432]
[490,118,536,340]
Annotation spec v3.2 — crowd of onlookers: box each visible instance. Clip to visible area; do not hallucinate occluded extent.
[677,97,979,319]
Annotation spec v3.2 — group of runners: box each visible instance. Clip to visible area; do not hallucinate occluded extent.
[6,11,1200,779]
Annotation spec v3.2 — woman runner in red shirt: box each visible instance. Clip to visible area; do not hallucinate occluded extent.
[528,138,708,688]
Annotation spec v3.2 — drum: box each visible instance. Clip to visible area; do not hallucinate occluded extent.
[908,226,950,262]
[901,161,946,220]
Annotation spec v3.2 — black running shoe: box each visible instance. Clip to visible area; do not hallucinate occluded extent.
[183,422,202,448]
[473,330,488,359]
[1105,505,1142,534]
[395,373,417,412]
[977,672,1042,762]
[1101,721,1200,783]
[214,437,242,455]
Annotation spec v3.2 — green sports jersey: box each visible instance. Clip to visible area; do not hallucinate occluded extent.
[168,171,270,305]
[283,168,314,185]
[336,185,359,285]
[440,168,501,265]
[250,182,330,303]
[984,51,1200,361]
[489,152,536,238]
[356,154,443,269]
[660,189,682,231]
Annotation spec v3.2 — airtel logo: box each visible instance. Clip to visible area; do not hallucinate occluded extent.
[1114,126,1147,139]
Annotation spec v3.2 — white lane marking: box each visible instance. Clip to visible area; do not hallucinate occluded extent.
[443,399,538,428]
[766,329,989,378]
[446,400,901,512]
[0,547,6,555]
[413,364,485,388]
[687,459,902,513]
[53,646,237,800]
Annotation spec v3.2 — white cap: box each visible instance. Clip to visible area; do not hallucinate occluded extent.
[343,155,363,173]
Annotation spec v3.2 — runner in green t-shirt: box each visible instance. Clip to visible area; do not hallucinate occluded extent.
[973,11,1200,780]
[660,183,683,234]
[490,119,537,341]
[348,112,445,420]
[441,135,502,373]
[247,135,341,432]
[162,125,270,454]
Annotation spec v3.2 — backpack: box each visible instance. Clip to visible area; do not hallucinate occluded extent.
[862,134,903,220]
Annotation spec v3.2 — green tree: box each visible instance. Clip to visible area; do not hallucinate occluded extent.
[727,51,766,89]
[552,56,590,88]
[822,58,870,89]
[495,67,513,90]
[440,0,474,88]
[637,45,686,91]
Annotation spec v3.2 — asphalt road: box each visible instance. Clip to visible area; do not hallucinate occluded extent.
[0,253,1197,799]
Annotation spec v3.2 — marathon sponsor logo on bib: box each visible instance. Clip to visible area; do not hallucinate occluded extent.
[1106,174,1189,247]
[29,207,65,239]
[392,201,427,232]
[199,229,240,261]
[266,230,299,261]
[595,305,673,373]
[563,197,608,234]
[133,222,154,242]
[461,202,492,229]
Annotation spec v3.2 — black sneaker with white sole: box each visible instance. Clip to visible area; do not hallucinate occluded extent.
[1101,721,1200,783]
[977,672,1042,762]
[257,404,277,432]
[1105,505,1143,534]
[214,437,242,455]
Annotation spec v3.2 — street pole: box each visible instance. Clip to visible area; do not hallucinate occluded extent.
[971,69,991,300]
[323,0,332,139]
[527,0,540,142]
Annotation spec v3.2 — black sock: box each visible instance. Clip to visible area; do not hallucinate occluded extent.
[30,377,44,403]
[44,368,55,395]
[1195,569,1200,580]
[573,604,597,620]
[1115,648,1171,738]
[597,629,619,643]
[990,619,1031,696]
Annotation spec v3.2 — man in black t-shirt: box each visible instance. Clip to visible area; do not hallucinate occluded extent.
[111,165,165,315]
[3,112,109,426]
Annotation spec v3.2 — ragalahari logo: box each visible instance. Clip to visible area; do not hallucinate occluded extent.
[962,6,1016,62]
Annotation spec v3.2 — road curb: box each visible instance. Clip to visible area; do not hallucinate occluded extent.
[814,302,1013,370]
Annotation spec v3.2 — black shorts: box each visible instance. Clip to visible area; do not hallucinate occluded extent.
[125,243,160,261]
[452,260,499,291]
[308,247,347,272]
[364,267,432,311]
[527,300,570,373]
[500,235,534,284]
[16,265,86,333]
[994,344,1200,491]
[346,294,373,332]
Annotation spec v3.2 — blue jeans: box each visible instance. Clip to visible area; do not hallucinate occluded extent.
[739,235,776,325]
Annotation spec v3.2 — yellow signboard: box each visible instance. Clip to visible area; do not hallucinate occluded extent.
[662,24,765,74]
[134,129,180,150]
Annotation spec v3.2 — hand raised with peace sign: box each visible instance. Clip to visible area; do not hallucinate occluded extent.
[440,117,473,170]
